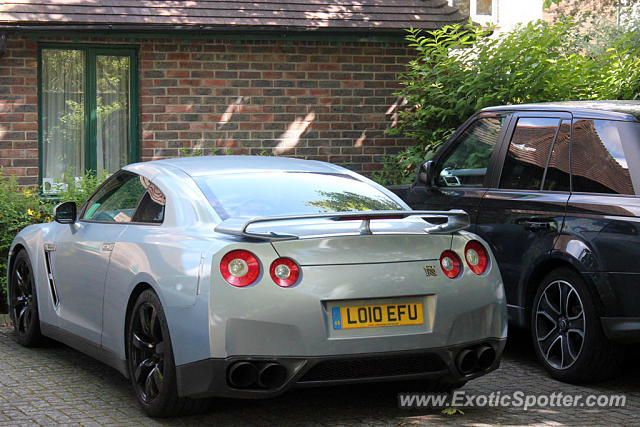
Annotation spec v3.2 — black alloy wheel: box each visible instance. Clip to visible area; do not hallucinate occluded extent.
[531,268,624,382]
[534,279,585,370]
[10,250,42,346]
[129,300,166,403]
[126,289,210,417]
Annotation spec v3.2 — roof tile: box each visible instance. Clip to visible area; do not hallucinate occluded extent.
[0,0,466,31]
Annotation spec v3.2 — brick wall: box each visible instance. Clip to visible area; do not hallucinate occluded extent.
[0,37,38,185]
[0,35,414,186]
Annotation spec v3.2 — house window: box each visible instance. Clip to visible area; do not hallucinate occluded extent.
[476,0,492,15]
[39,45,138,192]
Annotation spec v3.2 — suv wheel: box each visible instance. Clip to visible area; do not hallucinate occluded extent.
[531,267,623,382]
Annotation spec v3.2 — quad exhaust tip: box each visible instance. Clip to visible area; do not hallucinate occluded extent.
[456,345,497,375]
[258,363,288,389]
[228,361,259,388]
[228,361,288,390]
[476,345,496,371]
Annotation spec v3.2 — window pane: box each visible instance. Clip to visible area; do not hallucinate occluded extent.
[572,119,634,195]
[132,177,166,224]
[436,116,505,188]
[83,172,145,223]
[42,49,85,187]
[196,172,403,220]
[499,117,559,190]
[97,55,130,175]
[543,120,571,192]
[476,0,492,15]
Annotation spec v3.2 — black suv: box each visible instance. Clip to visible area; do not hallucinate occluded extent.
[392,101,640,382]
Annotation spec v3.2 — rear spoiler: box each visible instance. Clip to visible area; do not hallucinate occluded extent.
[214,210,470,241]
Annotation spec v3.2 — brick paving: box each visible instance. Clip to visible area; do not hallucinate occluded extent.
[0,325,638,426]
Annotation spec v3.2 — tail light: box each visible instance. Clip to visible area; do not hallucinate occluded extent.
[440,250,462,279]
[220,250,260,287]
[465,240,489,275]
[270,257,300,287]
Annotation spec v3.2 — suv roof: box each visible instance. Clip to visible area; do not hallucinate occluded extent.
[481,100,640,122]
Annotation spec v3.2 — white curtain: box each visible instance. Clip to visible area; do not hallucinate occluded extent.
[96,55,130,175]
[41,49,85,184]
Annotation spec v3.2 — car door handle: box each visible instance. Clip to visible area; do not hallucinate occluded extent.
[523,221,551,231]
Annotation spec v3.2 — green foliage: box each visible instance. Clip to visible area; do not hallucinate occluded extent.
[0,171,106,301]
[441,407,464,416]
[375,19,640,185]
[306,191,402,212]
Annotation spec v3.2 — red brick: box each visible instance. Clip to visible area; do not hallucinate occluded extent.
[202,79,226,87]
[0,36,413,182]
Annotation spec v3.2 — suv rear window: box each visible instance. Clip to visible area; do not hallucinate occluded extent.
[572,119,634,195]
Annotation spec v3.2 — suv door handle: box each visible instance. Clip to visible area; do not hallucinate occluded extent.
[523,221,551,231]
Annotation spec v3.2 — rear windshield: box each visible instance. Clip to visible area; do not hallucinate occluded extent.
[195,172,403,219]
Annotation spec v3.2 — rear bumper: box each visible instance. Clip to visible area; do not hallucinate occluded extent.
[601,317,640,343]
[175,338,506,399]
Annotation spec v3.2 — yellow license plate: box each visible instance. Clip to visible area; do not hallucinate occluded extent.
[331,302,424,330]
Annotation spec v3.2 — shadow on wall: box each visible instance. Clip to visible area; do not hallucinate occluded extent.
[167,93,407,160]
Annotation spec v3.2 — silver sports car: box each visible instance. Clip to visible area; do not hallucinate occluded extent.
[7,156,506,417]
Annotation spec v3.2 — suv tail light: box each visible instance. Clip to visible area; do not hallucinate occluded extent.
[440,250,462,278]
[464,240,488,275]
[270,257,300,287]
[220,250,260,287]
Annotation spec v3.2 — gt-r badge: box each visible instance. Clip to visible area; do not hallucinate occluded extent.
[424,265,437,277]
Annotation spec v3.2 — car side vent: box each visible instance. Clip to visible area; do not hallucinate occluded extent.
[43,248,59,307]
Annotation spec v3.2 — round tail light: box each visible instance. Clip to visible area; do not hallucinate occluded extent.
[220,250,260,287]
[465,240,489,275]
[440,250,462,279]
[270,257,300,287]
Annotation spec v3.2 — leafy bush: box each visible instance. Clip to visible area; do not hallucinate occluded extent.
[0,171,106,308]
[375,19,640,185]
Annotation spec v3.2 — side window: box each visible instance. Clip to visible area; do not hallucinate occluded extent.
[499,117,559,190]
[132,177,166,224]
[436,115,506,187]
[82,172,146,223]
[572,119,634,195]
[543,120,571,192]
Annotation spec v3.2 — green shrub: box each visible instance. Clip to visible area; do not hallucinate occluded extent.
[376,19,640,185]
[0,171,106,305]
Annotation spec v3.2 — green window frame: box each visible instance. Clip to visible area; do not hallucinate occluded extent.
[37,43,139,190]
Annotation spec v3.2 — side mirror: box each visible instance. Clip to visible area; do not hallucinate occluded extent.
[53,201,77,224]
[416,160,435,186]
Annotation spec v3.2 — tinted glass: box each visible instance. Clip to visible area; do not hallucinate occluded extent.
[83,172,146,223]
[196,172,403,219]
[499,117,559,190]
[132,177,166,224]
[436,115,506,188]
[543,120,571,192]
[572,119,634,195]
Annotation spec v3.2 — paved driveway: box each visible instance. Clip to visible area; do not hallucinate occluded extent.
[0,325,638,426]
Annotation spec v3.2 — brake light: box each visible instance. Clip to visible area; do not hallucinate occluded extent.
[465,240,488,275]
[440,250,462,279]
[269,257,300,287]
[220,250,260,287]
